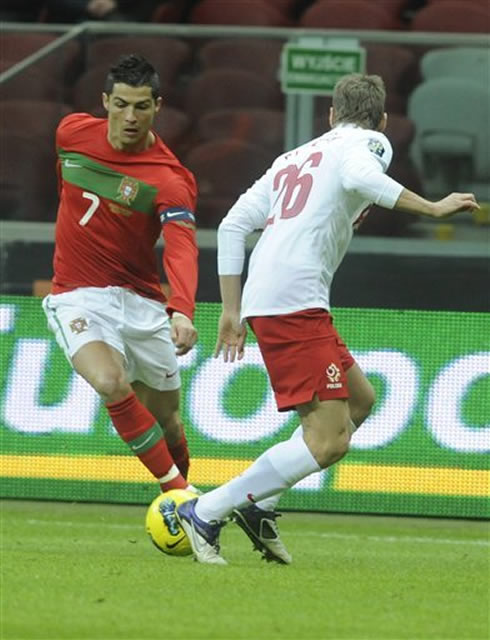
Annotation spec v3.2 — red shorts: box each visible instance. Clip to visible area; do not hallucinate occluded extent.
[248,309,355,412]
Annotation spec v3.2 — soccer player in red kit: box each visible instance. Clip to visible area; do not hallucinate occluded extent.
[43,54,198,493]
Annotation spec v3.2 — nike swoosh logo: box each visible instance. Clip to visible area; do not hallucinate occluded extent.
[64,160,81,168]
[166,210,186,218]
[130,433,154,451]
[166,370,178,378]
[167,535,186,549]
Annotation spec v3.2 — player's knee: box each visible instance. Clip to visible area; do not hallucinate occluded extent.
[91,369,129,401]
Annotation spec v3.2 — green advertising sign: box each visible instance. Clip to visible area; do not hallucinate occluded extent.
[1,296,489,518]
[281,40,366,95]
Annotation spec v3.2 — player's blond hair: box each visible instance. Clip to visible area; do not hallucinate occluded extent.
[332,73,386,130]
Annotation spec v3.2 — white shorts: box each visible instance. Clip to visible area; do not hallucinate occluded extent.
[42,286,181,391]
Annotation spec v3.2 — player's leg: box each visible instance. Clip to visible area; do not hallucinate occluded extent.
[42,290,188,492]
[177,396,350,564]
[253,361,375,508]
[239,363,375,560]
[121,290,193,490]
[233,422,303,564]
[132,383,190,480]
[346,362,376,430]
[73,343,189,492]
[232,310,352,563]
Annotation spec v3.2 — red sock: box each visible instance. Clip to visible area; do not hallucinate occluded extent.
[106,393,187,492]
[167,434,190,480]
[139,443,187,491]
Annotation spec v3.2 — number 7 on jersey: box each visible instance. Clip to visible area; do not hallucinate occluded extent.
[79,191,100,226]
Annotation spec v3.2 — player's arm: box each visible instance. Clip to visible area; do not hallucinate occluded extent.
[341,133,479,217]
[340,133,403,210]
[215,170,273,362]
[161,217,198,355]
[392,189,479,218]
[159,177,198,355]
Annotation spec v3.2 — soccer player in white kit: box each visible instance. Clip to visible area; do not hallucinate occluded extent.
[176,74,479,565]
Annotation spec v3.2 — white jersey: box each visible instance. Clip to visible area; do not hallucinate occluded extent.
[218,124,404,318]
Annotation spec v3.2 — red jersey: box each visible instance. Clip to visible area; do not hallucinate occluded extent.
[52,113,198,318]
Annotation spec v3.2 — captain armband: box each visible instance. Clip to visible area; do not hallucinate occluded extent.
[159,207,196,225]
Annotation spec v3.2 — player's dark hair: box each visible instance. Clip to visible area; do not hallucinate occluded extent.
[104,54,160,100]
[332,73,386,130]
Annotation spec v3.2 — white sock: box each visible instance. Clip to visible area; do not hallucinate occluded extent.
[253,420,357,513]
[195,435,321,522]
[255,425,303,512]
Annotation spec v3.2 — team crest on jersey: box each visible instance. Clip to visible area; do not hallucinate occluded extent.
[117,176,139,205]
[69,317,88,334]
[367,138,385,158]
[326,363,342,389]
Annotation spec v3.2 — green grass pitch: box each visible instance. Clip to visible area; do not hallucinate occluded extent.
[1,500,489,640]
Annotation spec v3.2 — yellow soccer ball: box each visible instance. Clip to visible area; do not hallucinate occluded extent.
[145,488,197,556]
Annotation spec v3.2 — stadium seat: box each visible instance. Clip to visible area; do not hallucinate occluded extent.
[71,65,116,114]
[151,2,186,22]
[267,0,299,18]
[384,113,416,158]
[0,100,72,146]
[0,33,80,79]
[299,0,402,30]
[184,69,283,120]
[410,1,490,33]
[0,33,58,61]
[0,63,62,102]
[189,0,292,26]
[198,38,284,80]
[0,133,57,221]
[426,0,488,5]
[196,108,285,155]
[184,139,272,226]
[364,44,418,114]
[376,0,408,17]
[421,47,490,83]
[192,195,236,228]
[408,77,490,199]
[87,37,192,84]
[151,106,192,155]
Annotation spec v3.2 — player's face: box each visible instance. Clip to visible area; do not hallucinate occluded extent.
[103,83,162,152]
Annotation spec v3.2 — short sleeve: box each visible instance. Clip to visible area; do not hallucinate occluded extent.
[360,131,393,172]
[340,130,403,209]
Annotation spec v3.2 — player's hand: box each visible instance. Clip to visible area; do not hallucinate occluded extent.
[214,310,247,362]
[432,193,479,218]
[171,313,197,356]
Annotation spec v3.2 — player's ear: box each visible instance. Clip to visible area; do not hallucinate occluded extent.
[328,107,335,128]
[154,96,163,113]
[378,112,388,132]
[102,92,110,112]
